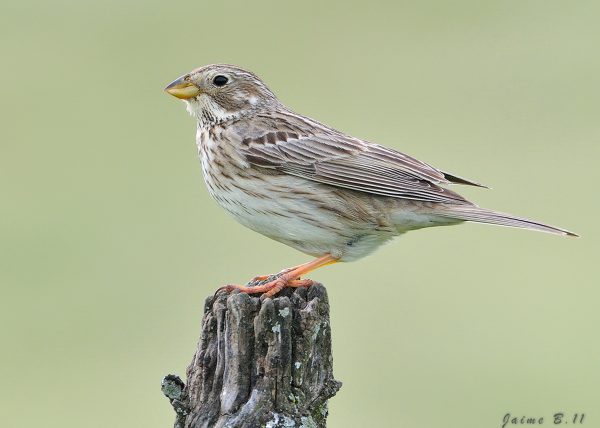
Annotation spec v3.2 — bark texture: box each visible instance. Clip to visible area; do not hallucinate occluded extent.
[163,284,341,428]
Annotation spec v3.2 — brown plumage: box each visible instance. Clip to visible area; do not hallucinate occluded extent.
[165,64,577,298]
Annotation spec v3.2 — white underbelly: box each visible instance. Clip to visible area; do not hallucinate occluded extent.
[214,176,340,248]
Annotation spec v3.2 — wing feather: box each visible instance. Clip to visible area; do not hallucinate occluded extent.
[238,116,482,204]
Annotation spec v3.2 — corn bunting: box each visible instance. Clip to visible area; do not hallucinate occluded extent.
[165,64,577,298]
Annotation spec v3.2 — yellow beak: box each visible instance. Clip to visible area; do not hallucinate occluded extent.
[164,76,201,99]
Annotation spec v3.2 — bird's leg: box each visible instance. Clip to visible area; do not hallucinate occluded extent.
[248,264,303,284]
[217,254,338,298]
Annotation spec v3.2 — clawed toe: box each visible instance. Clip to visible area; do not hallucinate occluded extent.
[260,278,286,299]
[215,255,335,299]
[214,284,240,297]
[250,274,270,283]
[216,276,315,299]
[248,269,299,286]
[288,279,314,287]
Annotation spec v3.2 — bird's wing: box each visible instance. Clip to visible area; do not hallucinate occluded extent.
[238,115,484,204]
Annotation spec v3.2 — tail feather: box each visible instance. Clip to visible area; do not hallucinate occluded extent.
[440,205,578,237]
[442,172,489,189]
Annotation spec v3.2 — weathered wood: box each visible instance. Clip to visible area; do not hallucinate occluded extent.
[163,284,341,428]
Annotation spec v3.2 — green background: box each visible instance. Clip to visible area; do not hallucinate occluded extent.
[2,1,598,427]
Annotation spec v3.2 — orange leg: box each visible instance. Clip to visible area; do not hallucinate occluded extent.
[217,254,338,299]
[248,264,303,283]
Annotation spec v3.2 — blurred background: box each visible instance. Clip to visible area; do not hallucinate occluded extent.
[1,1,598,427]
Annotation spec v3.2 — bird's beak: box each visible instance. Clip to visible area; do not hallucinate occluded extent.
[164,76,201,99]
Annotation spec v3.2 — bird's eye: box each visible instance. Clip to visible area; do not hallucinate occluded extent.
[213,75,229,87]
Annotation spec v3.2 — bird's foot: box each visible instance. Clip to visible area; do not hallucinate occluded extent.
[216,276,315,300]
[247,265,300,285]
[215,255,337,299]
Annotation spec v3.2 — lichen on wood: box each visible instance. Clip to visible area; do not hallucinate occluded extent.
[163,284,341,428]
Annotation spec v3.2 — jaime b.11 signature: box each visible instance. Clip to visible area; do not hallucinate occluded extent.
[502,412,585,427]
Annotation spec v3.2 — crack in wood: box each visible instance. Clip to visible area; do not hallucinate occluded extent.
[163,284,341,428]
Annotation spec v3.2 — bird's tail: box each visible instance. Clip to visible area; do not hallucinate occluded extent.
[438,205,578,237]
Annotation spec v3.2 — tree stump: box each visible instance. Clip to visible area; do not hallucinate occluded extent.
[162,284,342,428]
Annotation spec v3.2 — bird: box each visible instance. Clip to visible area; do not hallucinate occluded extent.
[164,64,577,298]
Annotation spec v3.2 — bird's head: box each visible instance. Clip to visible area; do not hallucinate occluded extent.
[164,64,279,126]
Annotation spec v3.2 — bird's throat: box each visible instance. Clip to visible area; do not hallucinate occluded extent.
[185,95,239,128]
